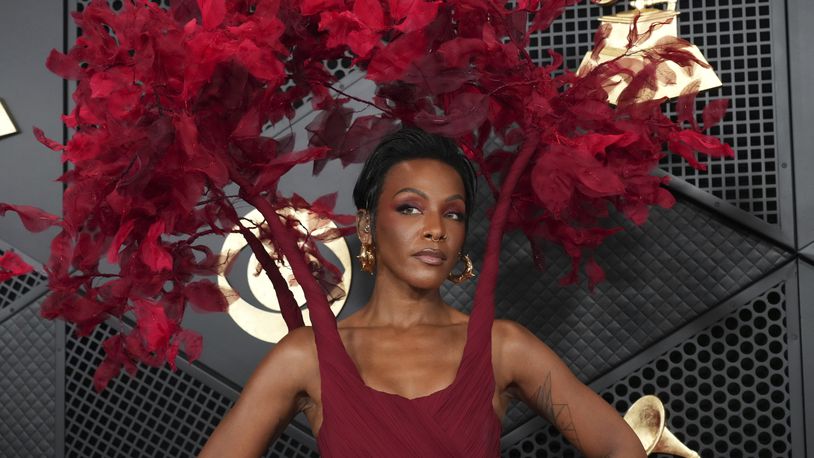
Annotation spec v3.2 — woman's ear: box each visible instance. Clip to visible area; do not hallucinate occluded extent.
[356,210,372,244]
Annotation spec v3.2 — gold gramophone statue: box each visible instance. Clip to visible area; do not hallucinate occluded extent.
[577,0,722,104]
[623,395,701,458]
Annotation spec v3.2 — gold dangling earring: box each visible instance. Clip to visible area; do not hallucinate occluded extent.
[447,253,475,284]
[357,223,375,274]
[357,242,375,274]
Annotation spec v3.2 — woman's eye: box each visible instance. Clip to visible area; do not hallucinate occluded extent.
[446,211,465,221]
[397,205,421,214]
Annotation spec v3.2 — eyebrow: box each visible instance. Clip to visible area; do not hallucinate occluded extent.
[393,187,465,203]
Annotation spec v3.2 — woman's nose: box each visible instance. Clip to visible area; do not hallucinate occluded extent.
[423,213,447,242]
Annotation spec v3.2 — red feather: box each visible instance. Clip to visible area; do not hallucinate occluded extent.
[0,251,34,282]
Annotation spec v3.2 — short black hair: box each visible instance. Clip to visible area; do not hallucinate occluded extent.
[353,127,478,237]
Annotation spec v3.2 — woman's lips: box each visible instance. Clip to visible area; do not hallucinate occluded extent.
[413,249,446,266]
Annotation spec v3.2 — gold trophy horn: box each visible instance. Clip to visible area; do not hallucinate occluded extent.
[623,395,700,458]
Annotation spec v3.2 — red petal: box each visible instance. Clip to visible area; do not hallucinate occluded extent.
[655,187,676,209]
[668,129,734,162]
[62,179,99,233]
[0,251,34,282]
[93,335,136,392]
[319,11,382,58]
[188,151,230,187]
[300,0,345,16]
[45,230,73,280]
[389,0,440,33]
[64,132,103,163]
[336,115,399,166]
[702,99,729,132]
[71,231,105,272]
[403,54,474,95]
[575,167,625,198]
[354,0,385,30]
[237,40,285,84]
[93,358,121,392]
[0,203,62,232]
[254,146,330,190]
[107,219,136,264]
[33,127,65,151]
[184,279,228,312]
[135,299,174,352]
[45,49,83,80]
[531,166,574,218]
[414,92,489,137]
[437,38,487,68]
[168,329,203,370]
[196,0,226,29]
[312,193,338,213]
[62,294,111,325]
[590,23,612,61]
[89,72,125,99]
[140,221,173,272]
[366,30,428,82]
[675,80,701,130]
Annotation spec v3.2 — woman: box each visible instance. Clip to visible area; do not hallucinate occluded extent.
[200,128,646,457]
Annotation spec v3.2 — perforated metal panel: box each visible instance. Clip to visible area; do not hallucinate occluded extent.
[503,281,792,458]
[0,298,57,458]
[63,320,319,458]
[530,0,784,226]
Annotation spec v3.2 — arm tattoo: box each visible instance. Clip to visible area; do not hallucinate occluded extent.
[532,372,581,449]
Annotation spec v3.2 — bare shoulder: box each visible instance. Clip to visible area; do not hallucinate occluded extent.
[276,325,317,354]
[199,326,320,456]
[491,319,561,383]
[492,318,546,351]
[252,325,318,392]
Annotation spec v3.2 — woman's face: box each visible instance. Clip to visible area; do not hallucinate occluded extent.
[361,158,467,290]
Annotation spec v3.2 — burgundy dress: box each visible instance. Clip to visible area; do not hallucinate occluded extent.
[312,296,502,457]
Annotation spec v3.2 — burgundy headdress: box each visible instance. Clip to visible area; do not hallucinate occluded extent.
[0,0,732,391]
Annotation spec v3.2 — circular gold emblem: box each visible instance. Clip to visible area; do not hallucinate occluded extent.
[218,207,351,343]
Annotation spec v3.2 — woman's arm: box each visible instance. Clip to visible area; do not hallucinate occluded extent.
[198,326,316,458]
[495,320,646,458]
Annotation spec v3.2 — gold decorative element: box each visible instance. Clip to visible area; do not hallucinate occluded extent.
[218,207,351,343]
[577,0,721,104]
[623,395,701,458]
[0,98,18,138]
[357,242,375,274]
[447,253,475,284]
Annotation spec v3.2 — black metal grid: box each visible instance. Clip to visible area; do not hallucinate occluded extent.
[64,320,319,457]
[503,281,792,458]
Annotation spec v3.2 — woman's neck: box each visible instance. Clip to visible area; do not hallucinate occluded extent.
[354,272,451,329]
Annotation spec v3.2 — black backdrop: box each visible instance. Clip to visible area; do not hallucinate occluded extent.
[1,1,813,457]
